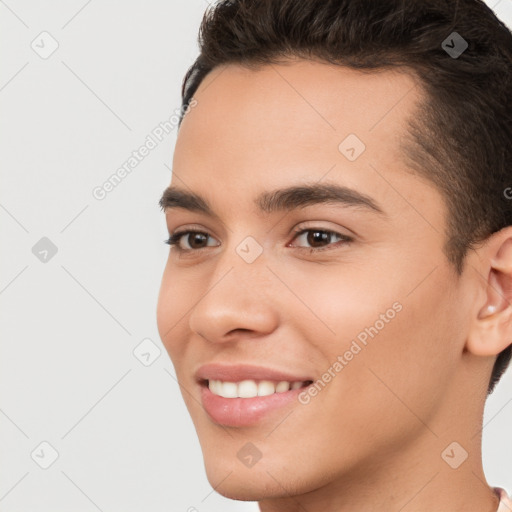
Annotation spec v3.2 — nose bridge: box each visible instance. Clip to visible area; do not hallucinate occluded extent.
[188,239,279,342]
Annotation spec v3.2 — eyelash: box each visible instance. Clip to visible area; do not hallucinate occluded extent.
[164,227,353,254]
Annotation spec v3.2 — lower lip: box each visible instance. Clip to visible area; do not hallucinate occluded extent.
[200,383,310,427]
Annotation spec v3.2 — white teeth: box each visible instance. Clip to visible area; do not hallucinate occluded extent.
[219,381,237,398]
[208,379,307,398]
[238,380,258,398]
[276,381,290,392]
[258,380,275,396]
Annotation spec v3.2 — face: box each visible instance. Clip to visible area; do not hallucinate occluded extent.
[157,60,476,501]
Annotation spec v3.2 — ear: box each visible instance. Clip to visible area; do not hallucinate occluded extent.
[466,227,512,357]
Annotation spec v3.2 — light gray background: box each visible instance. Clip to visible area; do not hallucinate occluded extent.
[1,1,511,511]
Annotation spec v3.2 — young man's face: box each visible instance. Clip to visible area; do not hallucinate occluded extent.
[157,60,483,502]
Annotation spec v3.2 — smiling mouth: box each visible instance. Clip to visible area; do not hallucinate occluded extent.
[201,379,314,398]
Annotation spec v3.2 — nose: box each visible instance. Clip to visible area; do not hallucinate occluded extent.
[188,254,280,344]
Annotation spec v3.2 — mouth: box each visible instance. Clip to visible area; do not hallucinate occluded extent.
[195,363,316,427]
[200,378,314,398]
[197,376,315,427]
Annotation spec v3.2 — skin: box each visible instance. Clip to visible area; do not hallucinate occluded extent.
[156,59,512,512]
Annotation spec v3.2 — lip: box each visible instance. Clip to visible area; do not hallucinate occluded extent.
[200,383,311,427]
[195,363,313,384]
[196,363,314,427]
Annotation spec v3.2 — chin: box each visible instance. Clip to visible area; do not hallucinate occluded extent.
[203,464,290,502]
[201,448,330,503]
[201,449,271,500]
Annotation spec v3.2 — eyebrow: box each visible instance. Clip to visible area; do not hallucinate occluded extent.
[159,182,386,218]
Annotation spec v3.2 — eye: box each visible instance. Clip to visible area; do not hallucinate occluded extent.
[289,228,353,252]
[165,230,219,252]
[164,227,353,254]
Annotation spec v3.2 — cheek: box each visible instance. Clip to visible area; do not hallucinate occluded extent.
[281,259,404,353]
[299,260,459,423]
[343,269,460,424]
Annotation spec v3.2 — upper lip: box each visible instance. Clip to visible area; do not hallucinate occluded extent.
[195,363,313,383]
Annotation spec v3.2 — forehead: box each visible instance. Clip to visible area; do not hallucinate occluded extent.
[179,58,422,153]
[171,59,445,230]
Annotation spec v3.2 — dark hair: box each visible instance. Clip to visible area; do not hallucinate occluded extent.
[177,0,512,395]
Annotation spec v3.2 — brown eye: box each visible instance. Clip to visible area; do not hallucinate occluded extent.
[165,230,220,251]
[185,232,209,249]
[290,229,353,252]
[306,230,331,248]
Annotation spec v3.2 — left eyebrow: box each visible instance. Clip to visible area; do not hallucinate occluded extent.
[159,182,387,217]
